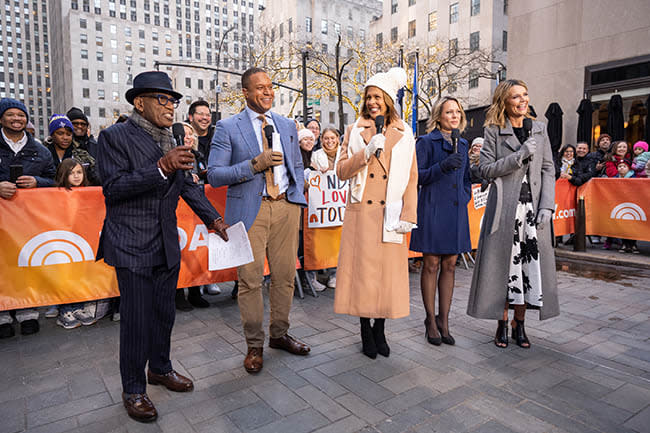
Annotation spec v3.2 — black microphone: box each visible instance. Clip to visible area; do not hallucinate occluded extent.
[522,118,533,163]
[451,128,460,153]
[374,115,385,158]
[172,122,185,147]
[264,124,274,149]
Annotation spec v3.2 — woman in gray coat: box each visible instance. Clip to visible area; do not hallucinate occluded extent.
[467,79,559,349]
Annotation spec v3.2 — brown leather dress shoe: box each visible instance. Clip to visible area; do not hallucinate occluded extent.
[269,334,310,355]
[244,347,263,373]
[122,392,157,423]
[147,369,194,392]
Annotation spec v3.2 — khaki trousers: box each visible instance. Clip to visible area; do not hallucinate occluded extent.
[237,199,301,348]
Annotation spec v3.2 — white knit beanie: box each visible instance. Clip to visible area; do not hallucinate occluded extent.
[364,67,408,102]
[298,128,315,142]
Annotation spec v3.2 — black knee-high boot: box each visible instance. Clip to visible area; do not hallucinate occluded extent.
[372,318,390,357]
[360,318,377,359]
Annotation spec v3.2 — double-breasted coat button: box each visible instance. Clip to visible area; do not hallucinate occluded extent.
[383,174,387,179]
[380,200,385,205]
[367,200,373,204]
[453,201,458,206]
[369,173,374,178]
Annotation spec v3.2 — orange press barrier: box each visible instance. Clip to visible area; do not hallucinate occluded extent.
[2,179,647,309]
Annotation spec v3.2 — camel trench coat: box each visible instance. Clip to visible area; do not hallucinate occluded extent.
[334,118,418,319]
[467,119,560,320]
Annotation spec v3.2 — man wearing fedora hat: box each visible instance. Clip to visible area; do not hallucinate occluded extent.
[96,71,229,422]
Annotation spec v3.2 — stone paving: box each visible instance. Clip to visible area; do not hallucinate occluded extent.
[1,262,649,433]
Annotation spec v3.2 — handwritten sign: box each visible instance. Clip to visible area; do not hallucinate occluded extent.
[307,170,349,228]
[472,185,489,209]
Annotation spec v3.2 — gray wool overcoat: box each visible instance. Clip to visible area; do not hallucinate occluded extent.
[467,119,560,320]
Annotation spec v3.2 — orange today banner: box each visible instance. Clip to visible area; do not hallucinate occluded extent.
[553,179,577,237]
[581,178,650,241]
[0,186,236,311]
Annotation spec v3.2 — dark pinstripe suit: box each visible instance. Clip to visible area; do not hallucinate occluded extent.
[96,118,220,394]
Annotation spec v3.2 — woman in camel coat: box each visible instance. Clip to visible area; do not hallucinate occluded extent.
[334,68,418,359]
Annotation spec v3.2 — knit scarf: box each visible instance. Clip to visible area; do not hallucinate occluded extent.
[130,110,175,154]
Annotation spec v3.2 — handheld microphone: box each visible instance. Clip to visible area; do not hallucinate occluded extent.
[451,128,460,153]
[522,118,533,164]
[374,115,385,158]
[172,122,185,147]
[264,124,274,149]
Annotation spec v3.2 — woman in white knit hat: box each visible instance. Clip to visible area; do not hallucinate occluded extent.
[334,68,418,359]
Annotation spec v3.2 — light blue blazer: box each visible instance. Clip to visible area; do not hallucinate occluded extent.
[207,109,307,230]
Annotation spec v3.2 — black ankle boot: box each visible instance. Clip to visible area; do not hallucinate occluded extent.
[175,290,194,312]
[360,318,377,359]
[372,319,390,357]
[511,318,530,349]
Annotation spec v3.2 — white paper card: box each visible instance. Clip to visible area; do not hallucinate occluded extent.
[271,131,286,186]
[208,221,254,271]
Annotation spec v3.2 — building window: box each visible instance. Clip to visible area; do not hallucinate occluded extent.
[185,77,191,88]
[322,43,328,54]
[321,19,327,35]
[80,18,87,28]
[390,27,398,43]
[449,3,459,23]
[80,49,88,59]
[471,0,480,16]
[82,88,90,98]
[334,22,341,36]
[112,72,119,84]
[469,69,479,88]
[391,0,397,14]
[288,18,293,33]
[198,79,203,90]
[428,12,437,31]
[96,36,103,46]
[80,33,88,44]
[99,107,106,117]
[504,0,508,15]
[96,51,104,61]
[449,38,458,56]
[305,17,312,33]
[112,54,118,63]
[502,30,508,51]
[408,0,416,6]
[470,31,479,52]
[96,22,103,32]
[82,68,89,80]
[408,20,416,38]
[97,70,104,82]
[98,89,105,100]
[375,33,383,48]
[448,75,457,93]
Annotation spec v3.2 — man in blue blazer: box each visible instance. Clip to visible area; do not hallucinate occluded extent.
[208,68,309,374]
[96,71,229,423]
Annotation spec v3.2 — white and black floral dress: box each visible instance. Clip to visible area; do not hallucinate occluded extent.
[507,128,543,308]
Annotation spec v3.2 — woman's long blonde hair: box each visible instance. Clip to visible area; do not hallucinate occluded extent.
[484,79,535,128]
[427,97,467,133]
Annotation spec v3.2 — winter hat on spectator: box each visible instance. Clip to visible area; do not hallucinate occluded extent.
[298,128,315,142]
[66,107,89,124]
[364,67,407,102]
[0,98,29,122]
[616,159,632,169]
[633,141,649,152]
[471,137,484,147]
[48,114,74,136]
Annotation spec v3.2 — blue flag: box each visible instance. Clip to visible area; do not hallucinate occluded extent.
[411,55,418,135]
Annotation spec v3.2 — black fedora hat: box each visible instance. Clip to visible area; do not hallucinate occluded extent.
[125,71,183,105]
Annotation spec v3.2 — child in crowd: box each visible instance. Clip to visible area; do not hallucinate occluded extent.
[631,141,649,178]
[616,160,635,178]
[51,159,100,329]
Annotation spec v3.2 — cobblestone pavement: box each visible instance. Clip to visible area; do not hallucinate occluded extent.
[1,262,649,433]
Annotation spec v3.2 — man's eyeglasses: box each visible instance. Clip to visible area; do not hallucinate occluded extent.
[141,94,180,108]
[71,121,89,127]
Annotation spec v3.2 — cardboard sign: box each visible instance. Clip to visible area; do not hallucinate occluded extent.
[307,170,349,228]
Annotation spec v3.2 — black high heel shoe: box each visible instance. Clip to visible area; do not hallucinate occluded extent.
[511,318,530,349]
[435,315,455,346]
[360,318,377,359]
[494,320,508,348]
[424,318,441,346]
[372,319,390,357]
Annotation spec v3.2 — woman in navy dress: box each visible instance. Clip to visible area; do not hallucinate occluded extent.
[410,97,472,346]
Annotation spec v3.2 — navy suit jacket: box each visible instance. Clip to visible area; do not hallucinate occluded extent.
[96,118,220,269]
[207,109,307,230]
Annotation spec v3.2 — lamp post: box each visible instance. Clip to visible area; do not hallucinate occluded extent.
[301,48,309,123]
[215,25,236,123]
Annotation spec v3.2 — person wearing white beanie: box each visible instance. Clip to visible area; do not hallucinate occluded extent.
[333,67,418,359]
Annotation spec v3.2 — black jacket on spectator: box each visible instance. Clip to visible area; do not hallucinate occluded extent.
[0,129,55,186]
[569,155,596,186]
[197,125,214,163]
[73,134,99,158]
[588,149,607,176]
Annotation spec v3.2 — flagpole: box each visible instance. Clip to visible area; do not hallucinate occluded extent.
[412,48,419,135]
[397,44,405,119]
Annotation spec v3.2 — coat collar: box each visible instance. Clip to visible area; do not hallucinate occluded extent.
[429,128,456,152]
